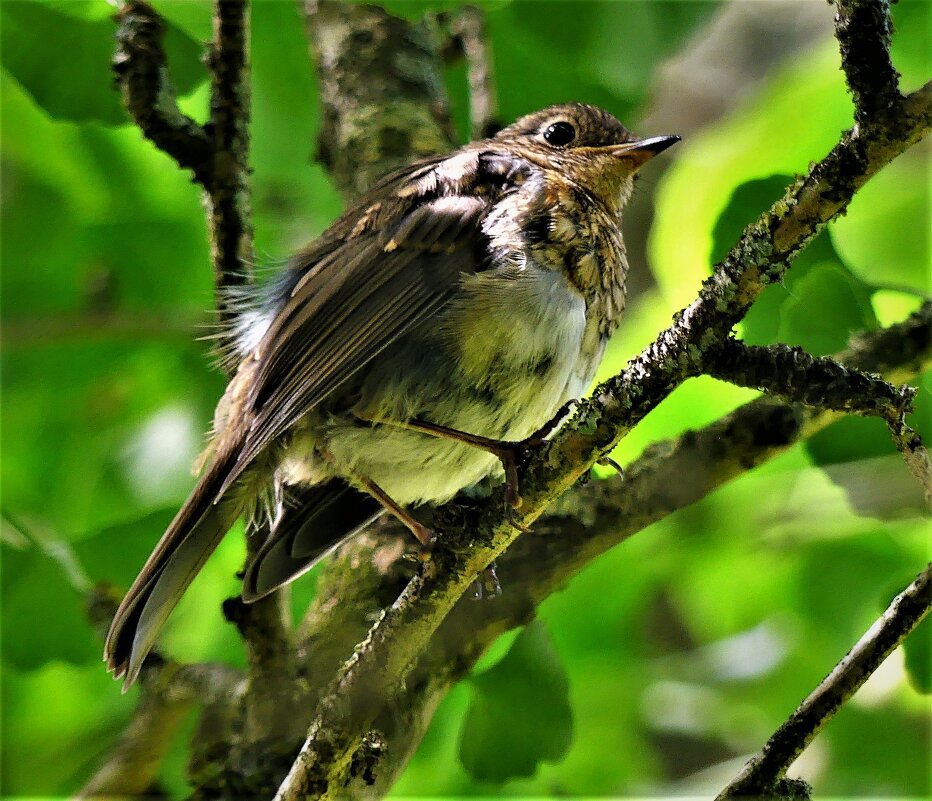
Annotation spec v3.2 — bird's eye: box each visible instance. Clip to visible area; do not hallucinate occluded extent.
[543,121,576,147]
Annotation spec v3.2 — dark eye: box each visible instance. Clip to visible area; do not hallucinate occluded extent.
[543,121,576,147]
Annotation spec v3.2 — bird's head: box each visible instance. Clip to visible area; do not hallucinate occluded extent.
[492,103,680,212]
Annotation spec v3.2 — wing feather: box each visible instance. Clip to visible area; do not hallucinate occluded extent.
[220,187,494,493]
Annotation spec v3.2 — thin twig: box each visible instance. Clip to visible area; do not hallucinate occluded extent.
[716,563,932,799]
[113,1,213,185]
[204,0,254,318]
[834,0,902,125]
[706,339,916,421]
[452,5,499,138]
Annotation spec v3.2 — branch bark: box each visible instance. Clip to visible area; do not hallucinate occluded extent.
[716,562,932,800]
[76,586,245,799]
[296,301,932,799]
[300,0,456,201]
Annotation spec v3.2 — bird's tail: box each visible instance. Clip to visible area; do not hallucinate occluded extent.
[242,478,383,602]
[104,442,255,687]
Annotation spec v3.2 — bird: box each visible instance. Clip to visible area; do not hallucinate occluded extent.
[104,102,679,685]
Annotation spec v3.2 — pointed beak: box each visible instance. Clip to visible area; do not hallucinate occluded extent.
[604,134,681,168]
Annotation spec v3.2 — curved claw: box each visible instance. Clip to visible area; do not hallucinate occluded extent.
[597,455,625,478]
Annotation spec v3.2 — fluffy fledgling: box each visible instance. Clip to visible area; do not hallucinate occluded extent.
[105,103,678,685]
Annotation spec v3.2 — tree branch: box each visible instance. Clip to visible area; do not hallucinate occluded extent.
[113,1,213,185]
[204,0,254,312]
[706,340,916,422]
[300,301,932,798]
[300,0,456,201]
[716,563,932,800]
[113,0,299,781]
[77,586,244,799]
[114,0,253,323]
[834,0,902,126]
[886,420,932,506]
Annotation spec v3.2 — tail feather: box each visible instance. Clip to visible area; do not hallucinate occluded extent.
[242,479,383,602]
[105,446,248,686]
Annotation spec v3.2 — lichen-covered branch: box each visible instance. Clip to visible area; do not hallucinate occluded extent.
[834,0,901,125]
[297,301,932,799]
[716,562,932,800]
[706,339,916,422]
[300,0,456,200]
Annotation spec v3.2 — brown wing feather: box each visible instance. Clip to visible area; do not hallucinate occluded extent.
[219,190,493,494]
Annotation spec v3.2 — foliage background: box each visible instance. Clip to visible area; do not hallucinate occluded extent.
[1,0,929,797]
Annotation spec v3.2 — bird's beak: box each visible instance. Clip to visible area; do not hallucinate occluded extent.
[603,135,681,168]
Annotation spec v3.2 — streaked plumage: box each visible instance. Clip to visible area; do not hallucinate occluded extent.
[105,103,678,685]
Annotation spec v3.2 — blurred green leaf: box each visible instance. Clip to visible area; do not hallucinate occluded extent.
[829,144,930,296]
[890,0,932,92]
[459,619,573,783]
[0,0,205,126]
[903,612,931,694]
[1,536,98,669]
[711,175,879,354]
[774,261,877,356]
[651,42,852,310]
[488,2,716,128]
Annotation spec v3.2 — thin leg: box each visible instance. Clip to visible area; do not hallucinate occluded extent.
[318,448,434,549]
[356,475,435,548]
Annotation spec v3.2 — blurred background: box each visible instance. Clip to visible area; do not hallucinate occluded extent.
[1,0,929,797]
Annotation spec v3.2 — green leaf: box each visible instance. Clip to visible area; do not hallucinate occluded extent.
[890,0,932,93]
[487,2,717,129]
[0,0,205,126]
[829,144,930,297]
[458,619,574,783]
[650,42,853,311]
[774,261,878,356]
[1,535,99,669]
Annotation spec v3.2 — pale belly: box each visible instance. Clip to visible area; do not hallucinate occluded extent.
[280,265,605,506]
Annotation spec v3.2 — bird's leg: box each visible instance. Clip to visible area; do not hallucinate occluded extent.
[359,400,578,513]
[318,448,434,551]
[355,474,435,550]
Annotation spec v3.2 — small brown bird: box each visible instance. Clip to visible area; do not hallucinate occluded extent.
[105,103,678,685]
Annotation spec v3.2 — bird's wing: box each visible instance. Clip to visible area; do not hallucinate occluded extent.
[220,153,516,490]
